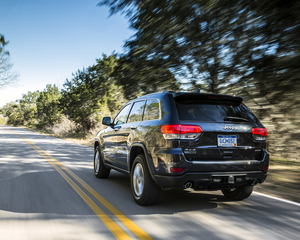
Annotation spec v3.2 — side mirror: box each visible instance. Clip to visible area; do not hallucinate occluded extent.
[102,116,111,126]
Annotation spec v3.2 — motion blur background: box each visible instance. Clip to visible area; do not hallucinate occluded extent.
[1,0,300,200]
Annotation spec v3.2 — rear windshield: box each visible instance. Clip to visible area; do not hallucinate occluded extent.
[175,102,260,124]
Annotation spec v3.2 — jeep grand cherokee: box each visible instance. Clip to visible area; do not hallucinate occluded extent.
[94,91,269,205]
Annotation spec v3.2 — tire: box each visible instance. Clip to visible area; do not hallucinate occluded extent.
[131,154,160,206]
[94,146,110,178]
[221,185,253,200]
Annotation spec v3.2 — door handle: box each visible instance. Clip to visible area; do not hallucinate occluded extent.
[130,126,137,129]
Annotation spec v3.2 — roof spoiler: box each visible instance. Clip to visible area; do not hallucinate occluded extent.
[173,92,243,105]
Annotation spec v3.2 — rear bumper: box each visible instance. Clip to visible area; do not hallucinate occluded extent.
[153,171,267,189]
[149,147,269,189]
[152,149,269,189]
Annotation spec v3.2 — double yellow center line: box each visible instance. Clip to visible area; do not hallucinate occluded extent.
[2,127,152,240]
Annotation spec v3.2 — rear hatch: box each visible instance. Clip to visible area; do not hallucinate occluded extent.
[174,93,267,161]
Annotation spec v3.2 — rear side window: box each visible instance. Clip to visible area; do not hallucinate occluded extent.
[128,101,145,123]
[175,102,260,124]
[143,99,160,121]
[113,104,131,125]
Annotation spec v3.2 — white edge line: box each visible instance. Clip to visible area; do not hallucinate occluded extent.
[253,191,300,207]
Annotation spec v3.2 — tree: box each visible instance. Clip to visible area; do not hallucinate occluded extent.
[1,90,40,127]
[61,54,126,133]
[36,84,62,129]
[19,90,40,127]
[113,56,181,100]
[99,0,300,100]
[99,0,245,92]
[232,0,300,101]
[0,34,18,89]
[1,101,24,126]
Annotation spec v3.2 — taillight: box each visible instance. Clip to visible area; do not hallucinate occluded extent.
[252,128,268,140]
[161,124,202,139]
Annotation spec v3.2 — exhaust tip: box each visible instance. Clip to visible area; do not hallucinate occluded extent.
[252,180,259,186]
[184,182,193,189]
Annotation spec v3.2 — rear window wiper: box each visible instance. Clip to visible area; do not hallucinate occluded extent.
[224,116,249,122]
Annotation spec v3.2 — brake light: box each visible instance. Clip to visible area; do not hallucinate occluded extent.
[252,128,268,140]
[161,124,202,139]
[161,125,181,134]
[181,125,202,134]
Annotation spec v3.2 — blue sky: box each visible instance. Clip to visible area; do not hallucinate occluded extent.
[0,0,134,107]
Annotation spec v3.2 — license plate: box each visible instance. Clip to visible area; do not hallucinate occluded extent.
[218,135,237,147]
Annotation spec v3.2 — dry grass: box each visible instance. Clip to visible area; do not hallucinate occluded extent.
[19,117,100,148]
[48,117,109,148]
[48,116,79,138]
[63,137,94,148]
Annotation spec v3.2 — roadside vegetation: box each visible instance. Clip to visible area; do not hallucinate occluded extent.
[0,53,180,137]
[1,0,299,202]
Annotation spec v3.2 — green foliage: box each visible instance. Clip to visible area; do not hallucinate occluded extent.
[1,101,24,126]
[1,87,61,128]
[61,54,126,132]
[19,91,40,127]
[1,86,64,133]
[1,90,40,127]
[100,0,243,92]
[99,0,300,100]
[36,84,62,129]
[113,56,181,100]
[236,0,300,102]
[1,54,130,134]
[0,115,5,124]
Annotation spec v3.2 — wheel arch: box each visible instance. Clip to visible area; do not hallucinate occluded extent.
[94,138,101,150]
[129,143,156,177]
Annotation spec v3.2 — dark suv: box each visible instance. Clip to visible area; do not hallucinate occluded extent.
[94,91,269,205]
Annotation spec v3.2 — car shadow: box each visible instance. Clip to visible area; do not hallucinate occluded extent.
[103,171,226,214]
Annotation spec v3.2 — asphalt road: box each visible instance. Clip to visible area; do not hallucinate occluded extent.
[0,125,299,240]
